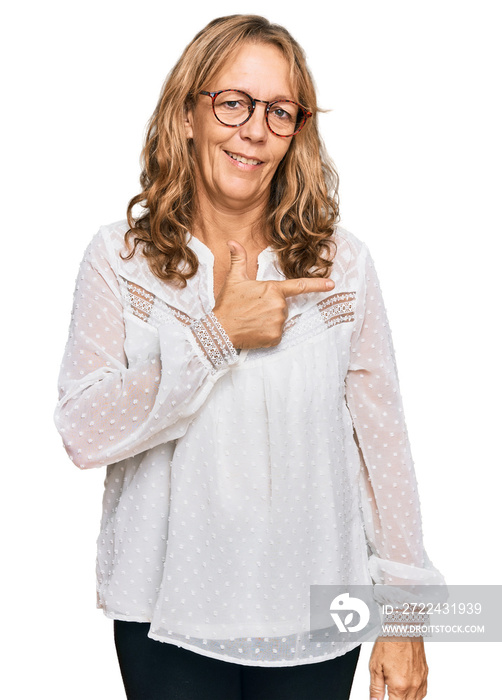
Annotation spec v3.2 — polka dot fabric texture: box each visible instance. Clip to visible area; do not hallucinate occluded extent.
[54,220,444,666]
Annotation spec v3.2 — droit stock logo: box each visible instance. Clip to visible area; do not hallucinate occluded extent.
[329,593,370,633]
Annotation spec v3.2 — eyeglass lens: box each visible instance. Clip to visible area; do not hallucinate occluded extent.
[213,91,305,136]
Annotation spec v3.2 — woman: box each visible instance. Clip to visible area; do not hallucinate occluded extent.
[55,14,444,700]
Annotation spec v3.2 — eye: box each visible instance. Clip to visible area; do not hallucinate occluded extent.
[214,92,251,113]
[222,100,244,110]
[270,105,295,122]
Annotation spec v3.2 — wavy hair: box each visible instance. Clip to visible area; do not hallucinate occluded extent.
[124,14,340,284]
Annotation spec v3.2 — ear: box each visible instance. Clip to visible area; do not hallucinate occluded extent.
[183,103,194,140]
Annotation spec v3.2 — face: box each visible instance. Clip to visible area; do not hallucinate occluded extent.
[185,42,296,214]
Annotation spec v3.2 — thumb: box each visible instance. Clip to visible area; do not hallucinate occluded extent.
[226,240,250,281]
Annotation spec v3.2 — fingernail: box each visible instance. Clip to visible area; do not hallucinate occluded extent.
[325,280,335,289]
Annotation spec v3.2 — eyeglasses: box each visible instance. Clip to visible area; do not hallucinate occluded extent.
[199,89,312,138]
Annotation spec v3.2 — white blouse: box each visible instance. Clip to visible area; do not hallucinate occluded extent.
[54,219,444,667]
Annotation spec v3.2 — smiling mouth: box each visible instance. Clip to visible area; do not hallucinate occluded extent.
[225,151,264,166]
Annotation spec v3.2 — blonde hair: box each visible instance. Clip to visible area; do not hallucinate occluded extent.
[124,14,339,284]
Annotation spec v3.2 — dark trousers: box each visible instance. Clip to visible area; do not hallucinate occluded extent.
[114,620,360,700]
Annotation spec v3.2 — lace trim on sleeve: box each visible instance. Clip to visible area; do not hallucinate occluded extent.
[379,610,432,638]
[189,312,240,373]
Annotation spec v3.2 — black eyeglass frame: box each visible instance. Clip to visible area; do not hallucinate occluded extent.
[199,89,312,138]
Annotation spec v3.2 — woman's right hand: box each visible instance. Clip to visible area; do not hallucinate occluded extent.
[212,240,334,350]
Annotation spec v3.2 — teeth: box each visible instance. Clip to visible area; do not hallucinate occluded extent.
[227,151,262,165]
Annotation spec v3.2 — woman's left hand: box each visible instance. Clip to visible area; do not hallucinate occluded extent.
[369,638,428,699]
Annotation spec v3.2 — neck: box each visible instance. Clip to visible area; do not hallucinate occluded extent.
[192,187,271,255]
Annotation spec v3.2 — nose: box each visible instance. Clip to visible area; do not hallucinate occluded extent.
[238,102,269,141]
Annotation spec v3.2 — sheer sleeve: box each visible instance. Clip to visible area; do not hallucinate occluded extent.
[345,245,445,607]
[54,231,239,470]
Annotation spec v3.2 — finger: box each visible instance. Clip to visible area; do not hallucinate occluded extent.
[226,240,250,281]
[369,664,386,700]
[278,277,335,298]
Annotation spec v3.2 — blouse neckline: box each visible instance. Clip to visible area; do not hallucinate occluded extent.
[186,234,274,265]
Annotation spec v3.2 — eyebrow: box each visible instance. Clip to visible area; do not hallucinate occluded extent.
[224,87,298,102]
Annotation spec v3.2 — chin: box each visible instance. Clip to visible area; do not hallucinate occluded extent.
[219,185,264,206]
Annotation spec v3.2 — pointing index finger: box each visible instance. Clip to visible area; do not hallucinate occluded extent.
[278,277,335,298]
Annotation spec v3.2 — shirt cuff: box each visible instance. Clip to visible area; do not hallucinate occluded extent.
[189,311,240,374]
[379,609,432,638]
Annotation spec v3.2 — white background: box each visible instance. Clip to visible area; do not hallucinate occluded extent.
[2,0,500,697]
